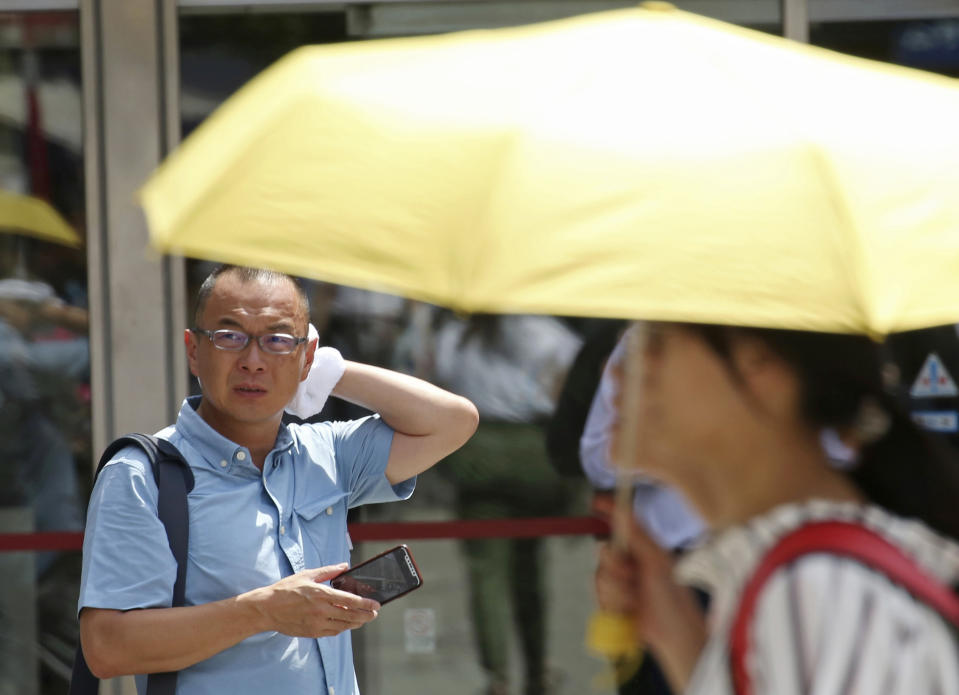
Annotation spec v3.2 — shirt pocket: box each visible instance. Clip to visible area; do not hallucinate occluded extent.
[293,492,349,566]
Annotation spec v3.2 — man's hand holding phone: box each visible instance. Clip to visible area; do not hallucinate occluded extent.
[330,545,424,605]
[241,564,381,639]
[242,546,422,640]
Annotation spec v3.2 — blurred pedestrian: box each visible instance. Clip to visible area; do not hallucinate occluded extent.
[596,323,959,695]
[433,313,583,695]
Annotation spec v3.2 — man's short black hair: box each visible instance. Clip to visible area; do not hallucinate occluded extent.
[193,264,310,327]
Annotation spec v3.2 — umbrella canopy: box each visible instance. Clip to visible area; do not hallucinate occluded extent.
[0,189,80,248]
[141,2,959,337]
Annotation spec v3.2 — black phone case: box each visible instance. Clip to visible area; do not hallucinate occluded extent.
[331,544,423,604]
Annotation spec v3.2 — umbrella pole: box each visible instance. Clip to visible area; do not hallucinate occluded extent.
[612,324,645,549]
[587,323,645,682]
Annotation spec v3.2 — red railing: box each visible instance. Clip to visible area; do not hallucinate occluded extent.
[0,516,611,553]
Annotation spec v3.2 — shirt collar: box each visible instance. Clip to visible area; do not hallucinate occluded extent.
[175,395,295,474]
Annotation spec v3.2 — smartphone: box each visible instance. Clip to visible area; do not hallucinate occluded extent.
[330,544,423,605]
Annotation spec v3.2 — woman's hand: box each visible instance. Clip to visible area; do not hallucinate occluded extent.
[595,507,707,692]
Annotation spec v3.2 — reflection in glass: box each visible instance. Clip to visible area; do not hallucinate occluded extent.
[0,10,88,695]
[430,313,584,695]
[811,16,959,77]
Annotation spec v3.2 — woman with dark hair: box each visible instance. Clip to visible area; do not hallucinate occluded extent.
[595,323,959,695]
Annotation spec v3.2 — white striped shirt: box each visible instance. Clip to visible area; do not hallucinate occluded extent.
[676,500,959,695]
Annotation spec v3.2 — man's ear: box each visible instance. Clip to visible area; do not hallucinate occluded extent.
[185,328,200,376]
[300,337,317,381]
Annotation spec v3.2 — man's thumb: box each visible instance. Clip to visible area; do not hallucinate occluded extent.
[312,563,349,582]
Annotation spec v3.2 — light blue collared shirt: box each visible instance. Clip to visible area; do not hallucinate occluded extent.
[79,397,414,695]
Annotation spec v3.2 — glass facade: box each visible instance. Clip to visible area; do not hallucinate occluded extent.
[812,15,959,77]
[0,10,87,694]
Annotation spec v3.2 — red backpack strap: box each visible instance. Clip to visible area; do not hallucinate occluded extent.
[729,520,959,695]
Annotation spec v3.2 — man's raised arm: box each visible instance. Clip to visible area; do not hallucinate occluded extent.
[332,361,479,484]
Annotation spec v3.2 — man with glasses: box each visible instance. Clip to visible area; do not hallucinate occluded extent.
[77,264,479,695]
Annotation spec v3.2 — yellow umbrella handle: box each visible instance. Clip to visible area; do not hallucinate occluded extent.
[587,609,643,684]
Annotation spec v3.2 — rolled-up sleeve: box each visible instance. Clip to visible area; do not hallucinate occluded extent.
[332,415,413,508]
[78,449,178,615]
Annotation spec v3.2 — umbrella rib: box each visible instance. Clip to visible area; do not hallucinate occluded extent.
[688,27,872,333]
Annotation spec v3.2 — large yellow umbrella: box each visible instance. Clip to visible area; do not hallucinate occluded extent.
[141,2,959,337]
[0,189,80,247]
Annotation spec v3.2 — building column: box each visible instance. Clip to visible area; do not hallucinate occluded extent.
[79,0,186,687]
[782,0,810,41]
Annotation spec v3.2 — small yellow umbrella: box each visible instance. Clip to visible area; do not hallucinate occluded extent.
[0,189,81,248]
[141,2,959,337]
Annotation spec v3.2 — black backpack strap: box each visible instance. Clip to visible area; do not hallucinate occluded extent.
[67,646,99,695]
[152,437,193,606]
[148,437,193,695]
[70,433,194,695]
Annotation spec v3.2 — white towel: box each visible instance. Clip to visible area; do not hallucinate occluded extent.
[285,324,345,418]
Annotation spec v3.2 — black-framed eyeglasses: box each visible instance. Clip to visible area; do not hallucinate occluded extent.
[191,328,308,355]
